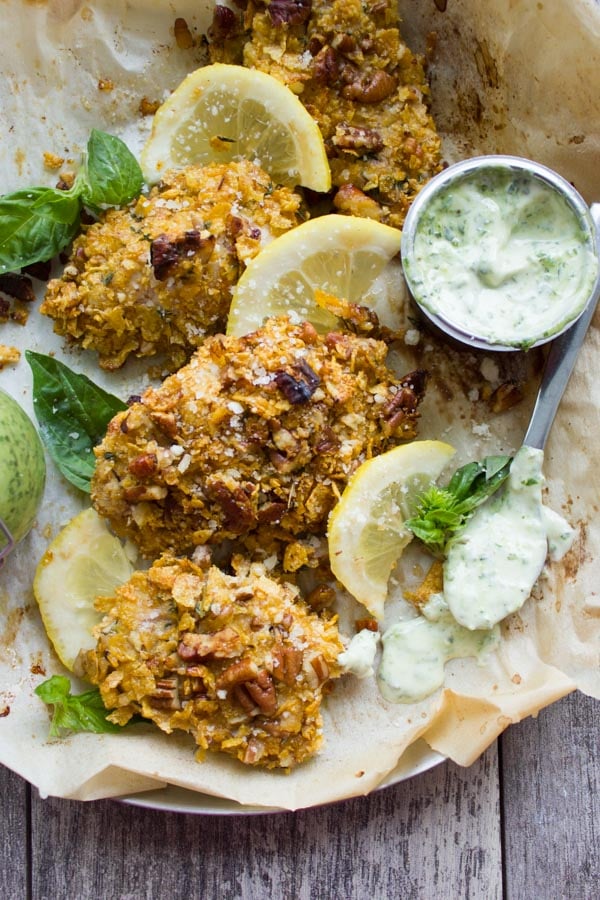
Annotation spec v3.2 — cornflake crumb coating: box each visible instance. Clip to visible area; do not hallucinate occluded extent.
[209,0,441,226]
[40,161,304,371]
[91,316,426,558]
[76,555,344,769]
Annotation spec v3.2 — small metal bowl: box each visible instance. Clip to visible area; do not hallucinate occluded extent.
[401,155,600,352]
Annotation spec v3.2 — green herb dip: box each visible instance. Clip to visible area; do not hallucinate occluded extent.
[405,166,598,347]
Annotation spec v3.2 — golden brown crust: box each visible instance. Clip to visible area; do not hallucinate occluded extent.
[91,316,427,559]
[209,0,441,226]
[77,555,344,769]
[41,161,304,370]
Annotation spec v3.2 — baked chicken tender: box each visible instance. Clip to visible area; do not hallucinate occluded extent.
[76,555,343,768]
[40,161,304,371]
[209,0,441,226]
[91,316,426,559]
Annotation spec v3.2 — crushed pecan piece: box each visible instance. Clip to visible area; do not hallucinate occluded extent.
[179,627,241,661]
[273,359,320,404]
[0,273,35,303]
[150,230,215,281]
[341,70,397,104]
[332,124,384,154]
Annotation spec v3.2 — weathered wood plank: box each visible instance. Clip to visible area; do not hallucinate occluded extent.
[501,692,600,900]
[0,766,28,900]
[29,746,501,900]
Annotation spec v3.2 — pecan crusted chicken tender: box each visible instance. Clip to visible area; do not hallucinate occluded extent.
[41,161,303,371]
[209,0,441,226]
[76,555,343,768]
[91,316,426,558]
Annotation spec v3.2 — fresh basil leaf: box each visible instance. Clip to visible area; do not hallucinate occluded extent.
[406,455,513,555]
[35,675,123,736]
[0,187,81,274]
[25,351,127,492]
[80,129,143,209]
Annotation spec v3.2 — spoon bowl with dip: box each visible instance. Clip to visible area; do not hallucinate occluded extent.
[401,155,600,354]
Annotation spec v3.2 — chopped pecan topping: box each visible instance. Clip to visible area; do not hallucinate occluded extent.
[266,0,312,27]
[332,124,384,154]
[208,4,239,41]
[178,627,241,661]
[0,273,35,303]
[257,500,286,525]
[273,359,320,404]
[341,70,397,104]
[0,298,10,321]
[239,670,277,715]
[305,584,336,612]
[150,230,215,281]
[149,411,178,437]
[331,33,357,55]
[205,480,257,533]
[150,676,180,710]
[123,484,168,502]
[216,657,259,689]
[128,453,158,479]
[313,46,338,84]
[310,654,330,682]
[272,645,303,686]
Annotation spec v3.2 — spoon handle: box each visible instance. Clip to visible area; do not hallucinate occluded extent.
[523,203,600,450]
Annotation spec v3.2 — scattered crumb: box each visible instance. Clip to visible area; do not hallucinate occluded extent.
[174,16,194,49]
[0,345,21,368]
[480,357,499,383]
[43,151,65,170]
[98,78,115,92]
[139,97,161,116]
[404,328,421,346]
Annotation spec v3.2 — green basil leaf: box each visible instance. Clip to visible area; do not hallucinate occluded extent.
[34,675,124,736]
[25,351,127,492]
[80,129,144,209]
[406,456,513,555]
[0,187,81,274]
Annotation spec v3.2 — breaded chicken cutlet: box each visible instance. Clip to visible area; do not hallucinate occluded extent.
[76,555,343,768]
[209,0,441,226]
[91,315,426,559]
[41,161,304,371]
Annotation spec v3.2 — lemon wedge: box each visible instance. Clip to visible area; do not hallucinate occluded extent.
[327,441,456,620]
[227,215,405,337]
[33,508,134,670]
[141,63,331,191]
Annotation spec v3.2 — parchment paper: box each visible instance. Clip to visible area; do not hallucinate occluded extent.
[0,0,598,809]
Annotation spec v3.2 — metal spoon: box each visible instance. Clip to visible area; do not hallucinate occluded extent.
[524,203,600,449]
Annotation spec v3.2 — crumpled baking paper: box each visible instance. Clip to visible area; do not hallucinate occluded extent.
[0,0,598,809]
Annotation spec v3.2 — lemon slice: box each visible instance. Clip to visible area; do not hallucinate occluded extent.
[327,441,456,620]
[141,63,331,191]
[33,508,134,670]
[227,215,405,337]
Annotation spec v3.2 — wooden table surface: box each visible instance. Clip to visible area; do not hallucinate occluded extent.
[1,690,597,900]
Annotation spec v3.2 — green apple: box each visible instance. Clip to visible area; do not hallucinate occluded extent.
[0,388,46,552]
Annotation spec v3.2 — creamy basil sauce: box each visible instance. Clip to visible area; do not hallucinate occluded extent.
[376,447,574,703]
[377,594,498,704]
[338,629,380,679]
[406,167,598,347]
[444,447,575,630]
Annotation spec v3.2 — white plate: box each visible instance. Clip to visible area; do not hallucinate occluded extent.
[120,740,445,815]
